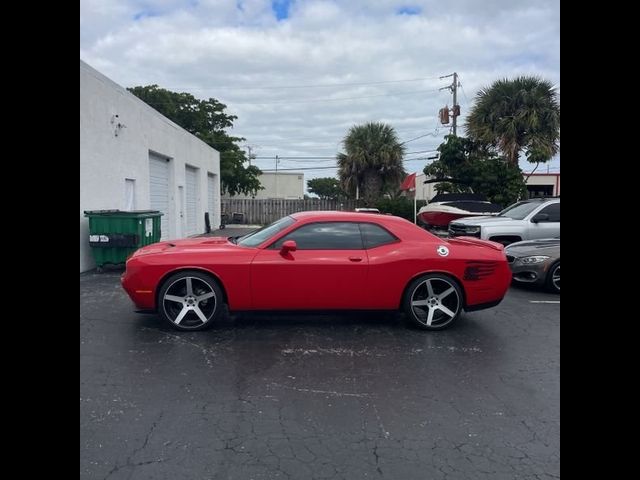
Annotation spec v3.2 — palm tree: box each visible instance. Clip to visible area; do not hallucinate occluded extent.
[337,122,406,204]
[465,76,560,166]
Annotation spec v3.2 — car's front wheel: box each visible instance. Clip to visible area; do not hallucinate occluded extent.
[157,270,223,331]
[403,274,463,330]
[546,261,560,293]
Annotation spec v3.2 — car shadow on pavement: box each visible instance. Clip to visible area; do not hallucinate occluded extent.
[134,306,483,336]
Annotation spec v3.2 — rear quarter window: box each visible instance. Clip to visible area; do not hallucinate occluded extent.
[359,223,399,249]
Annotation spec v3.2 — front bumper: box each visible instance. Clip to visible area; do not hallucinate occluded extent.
[448,224,481,238]
[121,262,157,310]
[507,259,550,286]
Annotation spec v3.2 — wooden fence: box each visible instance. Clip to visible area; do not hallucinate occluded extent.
[221,198,358,225]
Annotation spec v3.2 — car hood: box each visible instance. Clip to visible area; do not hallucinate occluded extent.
[505,238,560,257]
[450,216,517,226]
[131,236,239,257]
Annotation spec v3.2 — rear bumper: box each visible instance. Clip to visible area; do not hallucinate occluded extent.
[463,260,511,311]
[464,298,503,312]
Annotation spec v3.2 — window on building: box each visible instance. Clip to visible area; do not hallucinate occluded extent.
[527,184,553,198]
[125,179,136,210]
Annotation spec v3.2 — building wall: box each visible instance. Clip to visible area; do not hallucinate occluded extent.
[225,172,304,199]
[525,173,560,196]
[413,172,561,201]
[80,60,221,272]
[414,173,439,201]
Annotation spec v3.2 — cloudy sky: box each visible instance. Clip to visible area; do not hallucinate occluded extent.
[80,0,560,188]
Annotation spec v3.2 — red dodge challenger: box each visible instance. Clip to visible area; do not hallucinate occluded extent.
[122,211,511,331]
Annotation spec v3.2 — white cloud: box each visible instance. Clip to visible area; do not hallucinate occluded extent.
[80,0,560,183]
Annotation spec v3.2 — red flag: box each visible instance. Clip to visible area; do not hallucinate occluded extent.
[400,173,416,191]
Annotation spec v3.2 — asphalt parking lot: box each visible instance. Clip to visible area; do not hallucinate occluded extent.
[80,271,559,480]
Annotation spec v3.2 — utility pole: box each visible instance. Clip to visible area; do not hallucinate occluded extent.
[439,72,460,136]
[452,72,458,136]
[275,155,279,198]
[246,146,254,166]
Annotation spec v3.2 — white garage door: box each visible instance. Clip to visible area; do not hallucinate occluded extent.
[208,173,218,229]
[185,166,198,237]
[149,154,171,240]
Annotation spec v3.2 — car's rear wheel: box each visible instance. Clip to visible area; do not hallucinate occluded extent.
[403,274,463,330]
[546,261,560,293]
[158,270,223,331]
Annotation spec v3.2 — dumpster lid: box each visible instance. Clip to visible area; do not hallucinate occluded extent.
[84,209,163,217]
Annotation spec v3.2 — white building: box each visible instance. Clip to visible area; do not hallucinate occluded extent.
[414,173,439,201]
[224,172,304,199]
[80,60,221,272]
[524,173,560,197]
[413,171,560,201]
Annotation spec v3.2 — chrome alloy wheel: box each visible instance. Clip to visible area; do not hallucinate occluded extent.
[410,277,461,328]
[162,276,217,328]
[551,264,560,291]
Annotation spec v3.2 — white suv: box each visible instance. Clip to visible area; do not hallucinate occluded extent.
[448,197,560,246]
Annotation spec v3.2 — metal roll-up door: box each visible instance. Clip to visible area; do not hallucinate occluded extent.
[185,166,198,236]
[149,153,171,240]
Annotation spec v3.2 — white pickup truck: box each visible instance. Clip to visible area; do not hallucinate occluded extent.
[448,197,560,246]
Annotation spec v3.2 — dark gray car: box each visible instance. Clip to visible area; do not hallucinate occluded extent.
[504,238,560,293]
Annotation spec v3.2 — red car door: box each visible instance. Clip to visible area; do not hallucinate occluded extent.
[250,222,369,309]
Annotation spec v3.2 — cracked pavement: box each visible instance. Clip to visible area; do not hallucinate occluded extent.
[80,271,559,479]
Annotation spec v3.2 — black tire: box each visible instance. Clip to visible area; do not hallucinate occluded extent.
[545,261,560,294]
[157,270,224,331]
[403,273,464,330]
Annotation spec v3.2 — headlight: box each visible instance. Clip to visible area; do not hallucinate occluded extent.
[465,226,480,234]
[519,255,550,264]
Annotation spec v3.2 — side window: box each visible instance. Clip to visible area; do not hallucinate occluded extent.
[271,222,364,250]
[360,223,399,249]
[538,203,560,222]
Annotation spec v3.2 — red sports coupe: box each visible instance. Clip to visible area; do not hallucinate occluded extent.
[121,211,511,331]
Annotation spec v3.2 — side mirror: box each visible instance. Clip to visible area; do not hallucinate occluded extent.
[280,240,297,253]
[531,213,549,223]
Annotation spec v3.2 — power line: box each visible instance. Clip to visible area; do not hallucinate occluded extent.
[133,88,444,107]
[261,166,338,172]
[405,149,440,155]
[240,127,439,144]
[253,160,336,165]
[149,75,444,92]
[253,150,438,160]
[254,156,335,159]
[458,79,471,104]
[400,130,442,145]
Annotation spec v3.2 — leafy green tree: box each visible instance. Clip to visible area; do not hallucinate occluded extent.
[465,76,560,166]
[307,177,344,200]
[424,136,526,207]
[128,85,262,196]
[374,197,427,222]
[337,122,406,204]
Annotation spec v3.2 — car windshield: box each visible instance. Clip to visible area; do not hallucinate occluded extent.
[498,201,543,220]
[236,216,296,247]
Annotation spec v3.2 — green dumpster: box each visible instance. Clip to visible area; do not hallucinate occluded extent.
[84,210,163,270]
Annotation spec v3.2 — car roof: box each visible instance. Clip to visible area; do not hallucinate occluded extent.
[523,196,560,202]
[289,210,409,225]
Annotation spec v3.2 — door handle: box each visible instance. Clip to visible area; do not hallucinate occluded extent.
[349,256,363,262]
